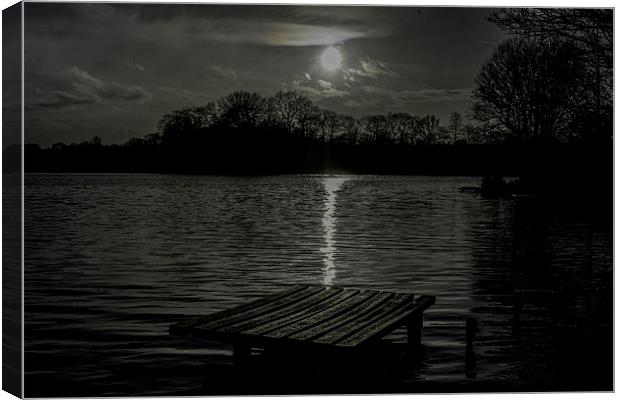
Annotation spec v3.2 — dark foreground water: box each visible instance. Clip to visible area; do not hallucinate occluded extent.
[24,174,612,396]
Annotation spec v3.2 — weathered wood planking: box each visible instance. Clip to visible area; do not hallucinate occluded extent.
[169,285,435,352]
[169,285,308,335]
[180,286,321,333]
[285,291,394,341]
[265,290,377,340]
[312,292,414,345]
[243,289,358,336]
[338,295,436,347]
[217,287,345,334]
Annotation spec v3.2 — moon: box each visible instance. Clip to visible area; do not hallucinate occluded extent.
[321,47,342,71]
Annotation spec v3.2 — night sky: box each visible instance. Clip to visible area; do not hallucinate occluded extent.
[24,3,505,146]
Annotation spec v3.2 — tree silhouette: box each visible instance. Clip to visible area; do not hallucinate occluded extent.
[363,115,388,145]
[388,113,418,145]
[338,115,359,144]
[295,96,321,139]
[448,112,463,144]
[217,91,267,130]
[488,8,612,142]
[152,89,474,149]
[270,90,301,134]
[489,9,612,68]
[318,109,339,142]
[418,115,444,145]
[194,102,219,128]
[158,106,212,145]
[472,38,584,144]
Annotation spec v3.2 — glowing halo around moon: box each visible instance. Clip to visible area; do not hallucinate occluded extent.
[321,47,342,71]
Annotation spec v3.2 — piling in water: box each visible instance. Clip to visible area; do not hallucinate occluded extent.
[466,317,477,346]
[465,317,478,379]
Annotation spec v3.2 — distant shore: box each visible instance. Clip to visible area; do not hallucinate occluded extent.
[9,141,611,178]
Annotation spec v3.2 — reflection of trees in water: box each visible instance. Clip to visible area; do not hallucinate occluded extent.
[467,197,612,390]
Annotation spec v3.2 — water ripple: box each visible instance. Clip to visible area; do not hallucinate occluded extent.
[24,174,612,396]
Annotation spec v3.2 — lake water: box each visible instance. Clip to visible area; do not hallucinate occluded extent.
[24,174,613,396]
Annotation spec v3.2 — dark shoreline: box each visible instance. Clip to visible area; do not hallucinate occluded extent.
[13,142,612,208]
[10,142,613,177]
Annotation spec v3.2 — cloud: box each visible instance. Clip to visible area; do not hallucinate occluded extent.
[360,85,387,95]
[33,116,114,129]
[337,85,472,112]
[343,58,399,81]
[360,85,473,104]
[28,66,151,109]
[207,64,237,80]
[190,19,385,46]
[344,99,363,108]
[284,77,350,101]
[317,80,350,98]
[49,90,97,106]
[287,78,350,101]
[123,61,147,72]
[317,79,333,90]
[396,88,473,104]
[155,86,212,102]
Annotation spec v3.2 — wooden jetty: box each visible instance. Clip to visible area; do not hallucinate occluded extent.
[170,285,435,363]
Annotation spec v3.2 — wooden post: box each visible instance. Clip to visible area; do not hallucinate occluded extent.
[407,313,423,349]
[466,317,477,346]
[465,344,476,378]
[465,317,477,378]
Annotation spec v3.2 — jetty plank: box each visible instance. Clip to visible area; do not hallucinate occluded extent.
[169,285,307,335]
[264,290,375,339]
[287,291,394,341]
[242,288,357,336]
[191,286,323,332]
[312,292,414,345]
[216,287,344,334]
[337,295,436,347]
[170,285,435,358]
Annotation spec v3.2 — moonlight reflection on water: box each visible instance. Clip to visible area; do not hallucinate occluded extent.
[23,174,612,395]
[321,176,350,286]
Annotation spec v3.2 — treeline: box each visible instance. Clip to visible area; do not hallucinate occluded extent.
[18,8,612,180]
[150,90,468,148]
[23,88,486,175]
[472,9,612,144]
[20,83,611,176]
